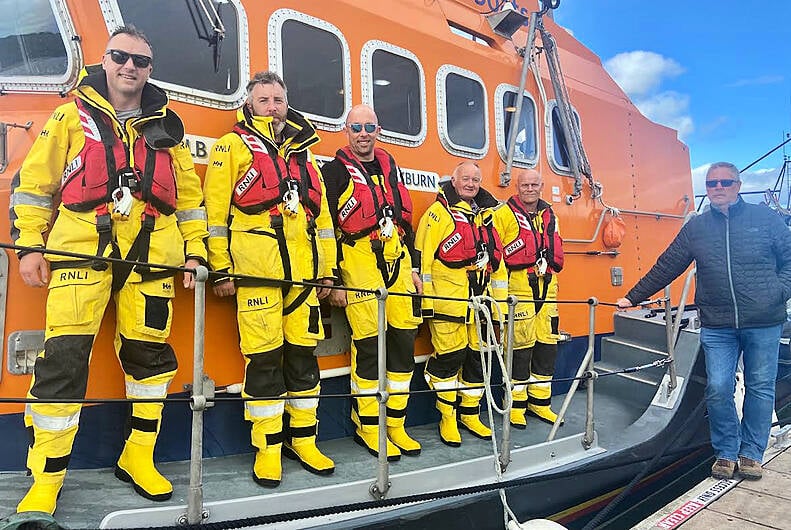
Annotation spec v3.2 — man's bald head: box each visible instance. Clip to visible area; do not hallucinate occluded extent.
[344,104,380,161]
[451,162,482,202]
[516,168,543,211]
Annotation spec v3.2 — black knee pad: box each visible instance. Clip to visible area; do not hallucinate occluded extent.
[353,336,378,380]
[283,342,319,392]
[426,347,467,379]
[531,342,558,376]
[386,327,417,373]
[511,347,532,381]
[243,346,286,397]
[31,335,93,399]
[118,336,178,380]
[461,347,484,384]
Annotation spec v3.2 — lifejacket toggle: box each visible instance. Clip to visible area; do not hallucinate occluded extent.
[282,178,300,217]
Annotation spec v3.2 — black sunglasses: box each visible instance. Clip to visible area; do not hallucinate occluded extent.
[347,122,378,134]
[705,179,738,188]
[106,49,152,69]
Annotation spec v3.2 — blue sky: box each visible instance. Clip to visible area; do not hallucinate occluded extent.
[553,1,791,201]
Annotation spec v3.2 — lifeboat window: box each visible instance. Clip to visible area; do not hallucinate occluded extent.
[361,41,426,146]
[0,0,79,92]
[437,65,489,158]
[103,0,248,109]
[494,84,538,166]
[270,9,351,131]
[546,100,581,175]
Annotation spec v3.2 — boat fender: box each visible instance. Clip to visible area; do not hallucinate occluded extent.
[0,512,65,530]
[602,208,625,248]
[507,519,567,530]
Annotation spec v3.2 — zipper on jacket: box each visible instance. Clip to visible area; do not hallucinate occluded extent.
[724,215,740,327]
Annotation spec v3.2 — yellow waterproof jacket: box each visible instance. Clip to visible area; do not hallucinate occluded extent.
[203,107,335,282]
[10,66,208,274]
[492,198,562,297]
[415,182,508,321]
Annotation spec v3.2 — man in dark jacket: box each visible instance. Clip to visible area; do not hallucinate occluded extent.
[617,161,791,481]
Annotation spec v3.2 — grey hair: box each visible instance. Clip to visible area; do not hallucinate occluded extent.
[246,71,287,101]
[109,25,153,57]
[706,162,740,181]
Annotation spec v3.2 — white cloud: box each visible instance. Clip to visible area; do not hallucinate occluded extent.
[634,92,694,140]
[604,51,693,140]
[604,51,684,97]
[726,75,785,88]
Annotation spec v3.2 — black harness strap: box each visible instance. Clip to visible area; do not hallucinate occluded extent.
[370,239,401,289]
[111,214,158,292]
[528,272,551,313]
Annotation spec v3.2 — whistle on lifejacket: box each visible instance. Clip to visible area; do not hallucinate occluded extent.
[111,186,133,221]
[282,180,300,217]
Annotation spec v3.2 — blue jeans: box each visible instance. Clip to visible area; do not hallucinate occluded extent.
[700,324,782,462]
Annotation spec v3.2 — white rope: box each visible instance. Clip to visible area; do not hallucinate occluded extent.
[470,295,522,529]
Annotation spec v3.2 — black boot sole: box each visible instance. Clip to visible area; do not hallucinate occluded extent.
[114,466,172,502]
[509,421,527,430]
[283,444,335,476]
[526,409,564,426]
[438,425,461,447]
[252,472,281,488]
[390,441,421,456]
[458,421,492,440]
[353,433,401,461]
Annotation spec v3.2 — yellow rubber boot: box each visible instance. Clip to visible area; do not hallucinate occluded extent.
[284,386,335,475]
[17,475,64,515]
[352,377,400,461]
[458,389,492,440]
[16,414,80,515]
[386,371,420,456]
[18,406,80,514]
[115,435,172,501]
[425,372,461,447]
[115,401,172,501]
[527,374,561,425]
[251,413,284,487]
[510,382,528,430]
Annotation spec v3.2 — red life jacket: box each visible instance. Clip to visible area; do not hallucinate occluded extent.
[231,123,322,218]
[61,99,177,215]
[334,146,413,238]
[436,195,502,271]
[502,196,564,273]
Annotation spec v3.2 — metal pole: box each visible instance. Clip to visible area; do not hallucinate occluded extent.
[500,11,538,187]
[187,265,208,524]
[370,287,390,500]
[663,286,677,394]
[667,269,695,393]
[582,297,597,449]
[549,297,597,442]
[499,295,518,472]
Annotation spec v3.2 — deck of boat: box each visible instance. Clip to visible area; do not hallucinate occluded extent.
[0,309,702,529]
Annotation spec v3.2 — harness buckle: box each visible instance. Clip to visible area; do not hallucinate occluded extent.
[96,213,112,233]
[116,167,141,194]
